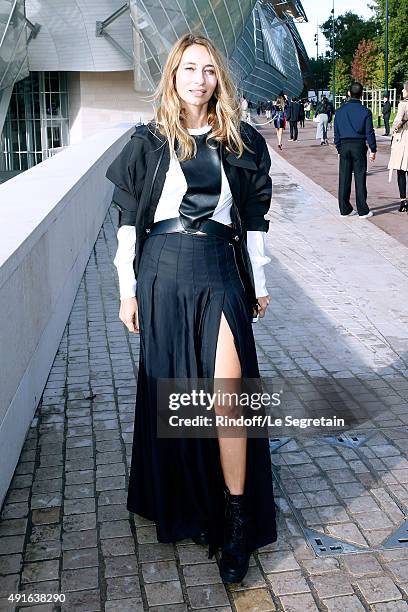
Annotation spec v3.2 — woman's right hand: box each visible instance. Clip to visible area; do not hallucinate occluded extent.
[119,297,139,333]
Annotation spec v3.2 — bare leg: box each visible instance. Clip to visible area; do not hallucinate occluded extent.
[214,313,246,495]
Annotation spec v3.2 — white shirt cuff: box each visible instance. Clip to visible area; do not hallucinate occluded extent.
[246,231,271,297]
[113,225,137,299]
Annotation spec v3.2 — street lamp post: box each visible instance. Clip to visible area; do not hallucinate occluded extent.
[384,0,389,96]
[331,0,335,107]
[314,26,319,101]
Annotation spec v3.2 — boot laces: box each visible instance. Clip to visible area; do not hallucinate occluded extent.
[225,503,245,551]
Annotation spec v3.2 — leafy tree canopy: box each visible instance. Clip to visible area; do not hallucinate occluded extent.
[320,11,379,66]
[309,57,332,92]
[352,39,384,89]
[370,0,408,89]
[329,59,351,96]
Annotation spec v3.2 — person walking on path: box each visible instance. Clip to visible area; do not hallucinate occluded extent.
[240,95,250,122]
[287,96,301,142]
[382,94,392,136]
[388,81,408,212]
[105,33,277,584]
[315,97,329,145]
[334,82,377,218]
[299,99,305,128]
[327,99,334,131]
[273,95,286,150]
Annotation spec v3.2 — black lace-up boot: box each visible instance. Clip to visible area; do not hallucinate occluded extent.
[219,486,250,583]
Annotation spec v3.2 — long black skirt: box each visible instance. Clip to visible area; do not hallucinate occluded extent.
[126,231,277,554]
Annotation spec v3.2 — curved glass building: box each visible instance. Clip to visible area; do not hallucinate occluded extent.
[130,0,309,99]
[1,0,309,172]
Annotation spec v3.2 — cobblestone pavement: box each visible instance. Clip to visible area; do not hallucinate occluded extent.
[1,140,408,611]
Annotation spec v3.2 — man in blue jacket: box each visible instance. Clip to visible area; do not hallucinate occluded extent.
[334,82,377,218]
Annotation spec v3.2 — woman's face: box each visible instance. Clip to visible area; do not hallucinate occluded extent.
[403,87,408,100]
[175,44,218,111]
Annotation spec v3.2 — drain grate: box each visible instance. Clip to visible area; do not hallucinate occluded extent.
[305,528,367,556]
[269,437,291,453]
[322,432,370,448]
[382,518,408,548]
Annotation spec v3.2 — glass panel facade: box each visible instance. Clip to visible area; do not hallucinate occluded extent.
[0,72,69,171]
[0,0,29,90]
[231,3,305,101]
[130,0,257,91]
[130,0,308,101]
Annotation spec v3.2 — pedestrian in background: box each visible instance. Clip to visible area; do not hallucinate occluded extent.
[287,96,301,142]
[299,100,305,128]
[388,81,408,212]
[327,99,334,131]
[315,96,329,145]
[273,95,286,150]
[334,81,377,218]
[240,95,249,122]
[305,100,312,120]
[382,94,392,136]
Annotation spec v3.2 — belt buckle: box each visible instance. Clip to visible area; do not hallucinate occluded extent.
[183,225,206,236]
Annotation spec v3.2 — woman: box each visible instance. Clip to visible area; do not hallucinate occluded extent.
[315,97,329,145]
[388,81,408,212]
[273,95,286,150]
[105,33,277,583]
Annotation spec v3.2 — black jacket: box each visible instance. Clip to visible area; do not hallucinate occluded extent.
[382,101,391,118]
[105,120,272,304]
[286,101,301,122]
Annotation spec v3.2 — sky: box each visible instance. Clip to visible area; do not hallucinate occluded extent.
[297,1,375,58]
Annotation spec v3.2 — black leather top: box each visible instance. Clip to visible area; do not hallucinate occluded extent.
[178,133,222,231]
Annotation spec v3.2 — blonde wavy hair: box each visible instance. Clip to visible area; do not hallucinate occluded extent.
[276,96,285,111]
[152,33,250,161]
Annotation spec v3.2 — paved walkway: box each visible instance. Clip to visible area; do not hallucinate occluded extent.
[256,118,408,248]
[1,132,408,611]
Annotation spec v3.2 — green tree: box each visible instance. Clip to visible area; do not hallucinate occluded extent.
[329,58,351,96]
[370,0,408,90]
[321,11,379,67]
[309,56,332,93]
[351,39,384,89]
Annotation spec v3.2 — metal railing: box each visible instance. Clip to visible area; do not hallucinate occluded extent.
[335,88,397,115]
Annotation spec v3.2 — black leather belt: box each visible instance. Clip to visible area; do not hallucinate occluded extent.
[145,217,241,244]
[145,217,258,313]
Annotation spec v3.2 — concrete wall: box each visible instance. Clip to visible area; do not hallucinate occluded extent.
[0,124,133,507]
[68,71,155,144]
[26,0,133,72]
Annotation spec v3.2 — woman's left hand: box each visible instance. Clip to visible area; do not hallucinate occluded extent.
[257,295,271,318]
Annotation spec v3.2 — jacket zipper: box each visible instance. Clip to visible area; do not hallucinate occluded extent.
[230,241,246,294]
